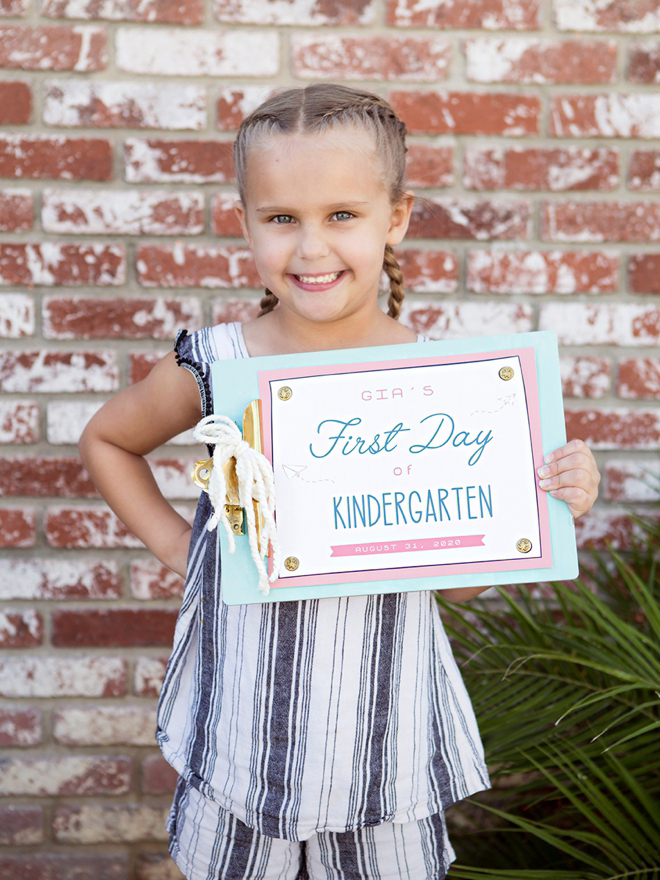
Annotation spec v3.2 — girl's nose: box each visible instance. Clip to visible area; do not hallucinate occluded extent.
[297,225,329,261]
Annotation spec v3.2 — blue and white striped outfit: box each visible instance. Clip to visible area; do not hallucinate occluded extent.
[157,323,490,872]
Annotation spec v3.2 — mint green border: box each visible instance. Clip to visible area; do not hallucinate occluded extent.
[210,331,577,605]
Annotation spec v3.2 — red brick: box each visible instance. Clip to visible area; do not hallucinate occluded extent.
[0,508,34,547]
[292,35,450,81]
[0,708,41,747]
[0,558,121,599]
[406,144,453,188]
[52,608,177,647]
[0,400,39,443]
[0,188,31,230]
[0,350,118,393]
[574,510,634,551]
[42,188,203,235]
[0,134,112,180]
[0,0,28,14]
[0,25,106,71]
[0,755,131,795]
[395,249,458,292]
[0,456,95,496]
[386,0,539,28]
[53,803,168,843]
[400,300,533,339]
[0,293,34,337]
[43,296,203,340]
[136,854,185,880]
[0,243,124,286]
[137,244,261,289]
[604,460,660,502]
[629,254,660,293]
[43,80,207,130]
[134,657,168,697]
[389,90,539,136]
[0,81,30,124]
[540,303,660,346]
[560,356,610,399]
[565,408,660,450]
[43,0,203,23]
[549,94,660,139]
[555,0,660,33]
[628,39,660,82]
[0,806,42,845]
[617,358,660,399]
[0,656,126,697]
[0,854,128,880]
[212,298,261,325]
[125,138,234,183]
[408,197,531,240]
[54,706,158,746]
[211,192,245,237]
[0,609,42,647]
[629,150,660,191]
[129,352,164,384]
[542,201,660,243]
[116,27,278,76]
[216,0,376,25]
[467,249,618,294]
[141,754,177,794]
[463,145,618,191]
[44,506,144,549]
[130,560,184,600]
[465,38,616,84]
[216,86,274,130]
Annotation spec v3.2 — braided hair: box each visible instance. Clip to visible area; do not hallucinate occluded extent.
[234,84,410,321]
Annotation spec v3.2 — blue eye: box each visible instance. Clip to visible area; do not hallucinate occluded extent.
[333,211,354,221]
[271,215,294,224]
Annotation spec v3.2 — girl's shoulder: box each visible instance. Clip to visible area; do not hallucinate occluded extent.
[174,322,248,369]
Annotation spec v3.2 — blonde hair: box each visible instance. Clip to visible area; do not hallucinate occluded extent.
[233,84,410,320]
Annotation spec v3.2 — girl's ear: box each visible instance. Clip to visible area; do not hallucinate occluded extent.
[234,200,251,245]
[386,191,414,247]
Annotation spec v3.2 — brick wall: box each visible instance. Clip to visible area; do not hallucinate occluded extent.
[1,0,659,875]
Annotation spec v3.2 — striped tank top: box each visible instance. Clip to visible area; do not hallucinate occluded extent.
[156,322,490,842]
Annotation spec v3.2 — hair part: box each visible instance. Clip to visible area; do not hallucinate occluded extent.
[235,84,410,321]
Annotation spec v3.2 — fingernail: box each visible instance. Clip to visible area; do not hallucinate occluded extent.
[550,490,560,498]
[544,453,554,464]
[537,465,550,477]
[539,479,552,489]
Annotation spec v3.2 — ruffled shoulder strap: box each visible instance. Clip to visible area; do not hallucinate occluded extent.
[174,323,247,419]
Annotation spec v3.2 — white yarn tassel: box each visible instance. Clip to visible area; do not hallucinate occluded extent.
[192,414,281,597]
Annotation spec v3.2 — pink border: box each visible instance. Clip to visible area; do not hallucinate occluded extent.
[257,347,550,589]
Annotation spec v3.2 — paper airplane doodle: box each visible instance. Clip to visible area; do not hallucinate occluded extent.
[471,394,516,416]
[282,465,335,484]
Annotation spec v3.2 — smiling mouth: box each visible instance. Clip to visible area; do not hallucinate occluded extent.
[294,271,343,284]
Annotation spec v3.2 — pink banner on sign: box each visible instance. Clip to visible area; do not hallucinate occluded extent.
[330,535,485,557]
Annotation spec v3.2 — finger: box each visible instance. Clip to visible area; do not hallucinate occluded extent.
[547,486,592,518]
[543,438,590,465]
[538,466,594,493]
[538,453,600,483]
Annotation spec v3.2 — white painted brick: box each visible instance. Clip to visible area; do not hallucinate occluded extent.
[0,400,39,443]
[605,460,660,502]
[0,293,35,337]
[47,400,103,444]
[401,300,533,339]
[0,558,119,599]
[129,560,183,600]
[0,756,130,796]
[116,27,279,76]
[0,351,118,393]
[215,0,376,25]
[0,656,125,697]
[150,458,200,500]
[54,706,157,746]
[134,657,168,697]
[555,0,660,32]
[53,804,169,843]
[540,303,660,346]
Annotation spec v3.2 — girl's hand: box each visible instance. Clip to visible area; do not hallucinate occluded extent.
[537,438,600,519]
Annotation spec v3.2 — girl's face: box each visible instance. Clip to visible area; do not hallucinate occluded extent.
[235,129,413,327]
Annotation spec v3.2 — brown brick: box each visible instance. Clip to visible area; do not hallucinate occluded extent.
[137,244,261,288]
[210,193,245,237]
[405,144,453,188]
[136,854,185,880]
[550,94,660,139]
[0,188,31,230]
[0,81,30,124]
[216,0,375,25]
[0,350,118,393]
[0,456,96,497]
[0,609,42,647]
[561,356,611,399]
[0,0,28,14]
[44,506,144,549]
[628,39,660,83]
[129,352,163,384]
[140,754,178,794]
[130,560,184,600]
[574,510,634,551]
[396,249,458,292]
[0,135,112,180]
[212,298,261,325]
[0,24,106,71]
[465,38,616,84]
[0,855,128,880]
[542,201,660,242]
[0,755,131,796]
[0,400,39,443]
[629,150,660,191]
[216,86,274,130]
[0,656,126,697]
[43,0,203,23]
[564,408,660,450]
[0,508,35,547]
[463,145,618,191]
[408,197,531,240]
[617,358,660,399]
[389,90,539,136]
[43,296,202,340]
[125,138,234,183]
[386,0,539,28]
[0,708,41,747]
[0,243,124,286]
[629,254,660,293]
[467,250,618,294]
[53,803,168,843]
[555,0,660,32]
[52,609,177,647]
[0,806,42,845]
[134,657,168,697]
[0,558,121,599]
[604,461,660,502]
[291,35,450,81]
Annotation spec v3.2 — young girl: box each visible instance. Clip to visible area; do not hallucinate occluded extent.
[79,84,600,880]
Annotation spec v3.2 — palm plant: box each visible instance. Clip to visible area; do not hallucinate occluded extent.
[440,516,660,879]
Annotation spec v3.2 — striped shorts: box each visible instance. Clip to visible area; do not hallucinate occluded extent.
[167,779,454,880]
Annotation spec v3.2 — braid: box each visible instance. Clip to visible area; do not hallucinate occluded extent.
[383,245,405,320]
[258,288,279,317]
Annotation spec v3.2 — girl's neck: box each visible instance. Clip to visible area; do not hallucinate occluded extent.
[241,306,416,357]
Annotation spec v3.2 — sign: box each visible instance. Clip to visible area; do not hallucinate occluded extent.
[211,332,577,604]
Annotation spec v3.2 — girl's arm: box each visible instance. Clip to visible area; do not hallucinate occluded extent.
[437,438,600,602]
[78,352,202,578]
